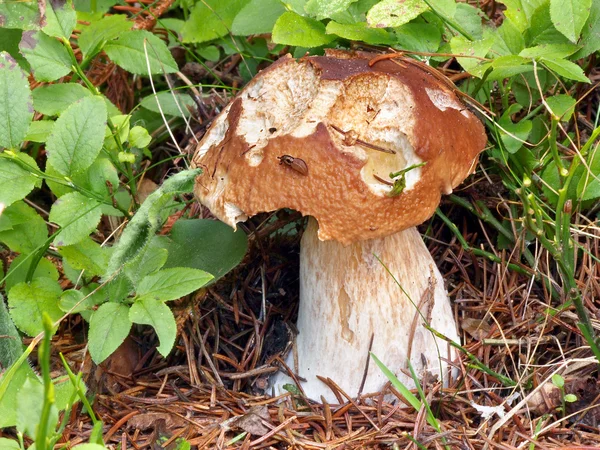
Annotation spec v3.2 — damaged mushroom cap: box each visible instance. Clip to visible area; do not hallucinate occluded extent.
[192,50,487,245]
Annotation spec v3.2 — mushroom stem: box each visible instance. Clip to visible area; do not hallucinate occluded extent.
[273,217,460,402]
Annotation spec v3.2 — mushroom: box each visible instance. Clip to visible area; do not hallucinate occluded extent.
[192,50,487,402]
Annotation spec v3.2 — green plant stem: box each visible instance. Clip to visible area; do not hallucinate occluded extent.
[448,195,537,268]
[35,316,56,450]
[59,353,101,425]
[435,209,531,276]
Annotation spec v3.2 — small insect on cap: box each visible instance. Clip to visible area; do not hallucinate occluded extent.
[192,50,487,245]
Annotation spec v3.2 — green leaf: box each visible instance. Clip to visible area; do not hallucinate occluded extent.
[272,11,336,47]
[88,302,131,363]
[104,30,178,75]
[105,169,201,279]
[0,2,42,30]
[0,201,48,253]
[452,3,484,40]
[43,0,77,39]
[5,255,59,293]
[0,52,33,150]
[163,219,248,282]
[49,192,102,246]
[546,94,576,121]
[231,0,286,35]
[129,296,176,357]
[326,21,394,45]
[305,0,359,20]
[394,22,442,54]
[32,83,92,116]
[124,237,168,281]
[498,0,547,32]
[366,0,428,28]
[45,95,107,176]
[577,146,600,201]
[519,43,579,59]
[528,4,572,47]
[78,14,133,59]
[498,105,532,154]
[140,91,195,118]
[19,31,72,81]
[58,237,109,277]
[0,155,40,207]
[450,33,494,73]
[550,0,591,42]
[486,55,532,81]
[25,120,54,143]
[371,353,422,409]
[541,57,590,83]
[564,393,578,402]
[0,295,23,371]
[551,373,565,387]
[59,289,98,315]
[129,125,151,148]
[8,278,63,336]
[572,0,600,58]
[73,444,108,450]
[0,438,20,449]
[181,0,250,43]
[17,377,58,438]
[137,268,213,301]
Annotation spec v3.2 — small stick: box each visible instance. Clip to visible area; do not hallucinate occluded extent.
[330,124,396,154]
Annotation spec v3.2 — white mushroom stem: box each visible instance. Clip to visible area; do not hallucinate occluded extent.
[273,218,460,403]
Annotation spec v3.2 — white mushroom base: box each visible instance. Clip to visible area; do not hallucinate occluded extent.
[272,218,460,403]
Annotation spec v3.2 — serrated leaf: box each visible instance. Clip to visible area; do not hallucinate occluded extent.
[0,51,33,150]
[88,302,131,363]
[550,0,591,42]
[105,169,201,279]
[104,30,178,75]
[0,155,40,207]
[46,96,107,176]
[546,94,576,121]
[326,21,394,45]
[305,0,359,20]
[487,55,532,81]
[528,4,572,47]
[5,255,59,293]
[129,297,176,357]
[0,2,42,30]
[78,14,132,59]
[272,11,336,47]
[366,0,428,28]
[231,0,285,35]
[181,0,249,43]
[164,219,247,283]
[32,83,92,116]
[59,289,96,314]
[541,57,590,83]
[519,43,579,59]
[58,237,109,276]
[498,0,547,32]
[140,91,195,118]
[43,0,77,39]
[8,278,63,336]
[137,268,213,301]
[49,192,102,246]
[0,201,47,253]
[25,120,54,142]
[19,31,72,82]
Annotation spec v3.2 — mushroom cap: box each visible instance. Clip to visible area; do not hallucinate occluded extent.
[192,50,487,245]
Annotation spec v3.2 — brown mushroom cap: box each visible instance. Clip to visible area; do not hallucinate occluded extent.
[192,50,487,245]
